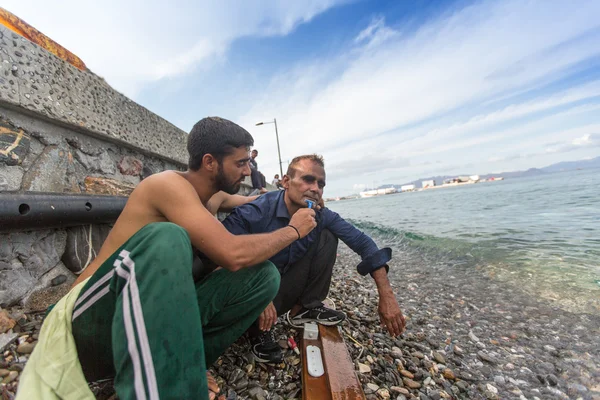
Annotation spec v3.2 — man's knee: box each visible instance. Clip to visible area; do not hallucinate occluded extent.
[135,223,192,264]
[138,222,191,245]
[318,229,338,256]
[253,261,281,299]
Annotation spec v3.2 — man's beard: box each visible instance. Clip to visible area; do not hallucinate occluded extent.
[215,168,241,194]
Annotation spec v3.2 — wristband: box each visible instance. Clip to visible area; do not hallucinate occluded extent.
[288,225,301,240]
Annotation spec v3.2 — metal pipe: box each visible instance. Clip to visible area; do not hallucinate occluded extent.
[274,118,283,178]
[0,192,127,232]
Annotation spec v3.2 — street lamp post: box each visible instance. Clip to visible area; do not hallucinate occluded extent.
[255,118,284,178]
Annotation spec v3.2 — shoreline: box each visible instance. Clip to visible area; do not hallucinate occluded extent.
[2,245,599,399]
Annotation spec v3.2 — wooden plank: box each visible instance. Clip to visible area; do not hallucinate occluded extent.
[319,325,366,400]
[302,325,366,400]
[301,336,332,400]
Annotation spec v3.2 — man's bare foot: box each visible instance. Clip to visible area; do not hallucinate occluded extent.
[207,371,220,400]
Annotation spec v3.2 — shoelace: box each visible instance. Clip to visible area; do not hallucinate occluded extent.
[259,330,277,345]
[311,306,335,314]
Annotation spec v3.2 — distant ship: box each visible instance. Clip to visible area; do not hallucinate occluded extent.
[359,187,397,198]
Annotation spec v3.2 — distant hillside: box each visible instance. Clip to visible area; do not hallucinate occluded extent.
[379,156,600,189]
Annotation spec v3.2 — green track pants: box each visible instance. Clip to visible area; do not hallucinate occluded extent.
[71,222,280,400]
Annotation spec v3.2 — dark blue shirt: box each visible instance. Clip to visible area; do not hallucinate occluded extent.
[222,190,391,275]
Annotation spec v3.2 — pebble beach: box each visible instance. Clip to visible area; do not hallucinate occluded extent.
[1,244,599,399]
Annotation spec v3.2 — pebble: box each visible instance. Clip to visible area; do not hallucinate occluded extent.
[0,249,598,400]
[442,369,456,380]
[432,351,445,364]
[399,370,414,379]
[358,362,372,373]
[2,370,18,384]
[17,341,37,354]
[546,374,558,386]
[477,351,497,364]
[402,378,421,389]
[390,386,409,395]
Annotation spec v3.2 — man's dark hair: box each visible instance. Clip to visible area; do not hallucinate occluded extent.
[187,117,254,171]
[286,154,325,177]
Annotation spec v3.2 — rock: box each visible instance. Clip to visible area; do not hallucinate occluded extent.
[432,352,445,364]
[453,345,464,356]
[17,341,36,354]
[74,149,116,175]
[0,165,25,191]
[486,384,498,394]
[546,374,558,386]
[23,262,75,312]
[62,224,112,273]
[477,351,497,364]
[442,369,456,380]
[359,363,372,373]
[402,378,421,389]
[84,176,135,196]
[468,331,480,342]
[51,275,68,286]
[367,383,379,392]
[0,369,9,377]
[21,145,71,192]
[400,370,414,379]
[376,388,390,399]
[493,375,505,385]
[247,386,268,400]
[0,310,16,333]
[0,120,30,166]
[390,386,409,395]
[2,370,18,384]
[0,332,18,353]
[367,355,374,363]
[118,156,144,176]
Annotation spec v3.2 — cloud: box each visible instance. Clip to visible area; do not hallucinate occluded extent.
[545,133,598,153]
[238,0,600,195]
[354,16,399,46]
[3,0,348,97]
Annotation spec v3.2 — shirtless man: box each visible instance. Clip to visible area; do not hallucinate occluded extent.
[17,117,316,400]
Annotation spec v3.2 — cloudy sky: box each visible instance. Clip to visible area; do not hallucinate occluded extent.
[5,0,600,196]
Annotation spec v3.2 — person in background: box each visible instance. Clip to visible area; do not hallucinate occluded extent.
[249,149,268,194]
[272,174,283,189]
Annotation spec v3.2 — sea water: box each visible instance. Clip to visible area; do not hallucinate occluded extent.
[327,168,600,314]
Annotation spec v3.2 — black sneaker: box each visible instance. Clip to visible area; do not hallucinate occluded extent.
[250,330,283,363]
[290,306,346,326]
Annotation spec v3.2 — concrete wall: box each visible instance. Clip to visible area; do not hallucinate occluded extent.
[0,24,273,308]
[0,24,190,309]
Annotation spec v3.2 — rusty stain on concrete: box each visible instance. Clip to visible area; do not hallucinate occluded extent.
[0,7,87,71]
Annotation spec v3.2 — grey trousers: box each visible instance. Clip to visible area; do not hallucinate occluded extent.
[273,229,338,315]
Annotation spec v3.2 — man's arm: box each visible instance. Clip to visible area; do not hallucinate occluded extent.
[372,268,405,336]
[152,173,315,271]
[206,191,259,214]
[217,193,259,213]
[324,210,405,335]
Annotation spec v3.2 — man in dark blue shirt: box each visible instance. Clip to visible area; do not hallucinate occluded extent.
[222,154,405,363]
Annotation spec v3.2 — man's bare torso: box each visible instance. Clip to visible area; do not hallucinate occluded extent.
[74,171,202,285]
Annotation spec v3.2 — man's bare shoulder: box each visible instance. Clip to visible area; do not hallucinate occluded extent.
[137,170,195,195]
